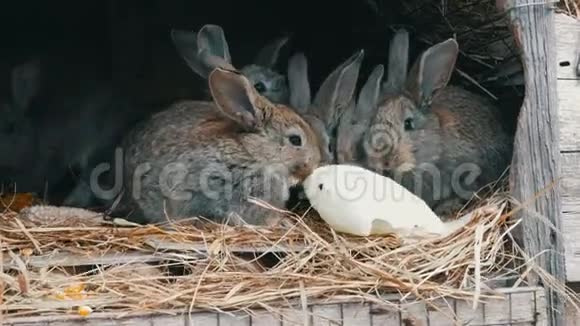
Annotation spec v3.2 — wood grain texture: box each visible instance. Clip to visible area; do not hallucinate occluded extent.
[2,287,546,326]
[558,79,580,151]
[555,14,580,80]
[498,1,565,326]
[0,241,307,269]
[556,14,580,151]
[556,14,580,280]
[561,152,580,280]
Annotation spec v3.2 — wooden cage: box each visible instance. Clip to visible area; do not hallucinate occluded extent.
[2,0,580,325]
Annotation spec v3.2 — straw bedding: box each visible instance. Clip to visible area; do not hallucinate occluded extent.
[1,190,579,320]
[2,0,580,322]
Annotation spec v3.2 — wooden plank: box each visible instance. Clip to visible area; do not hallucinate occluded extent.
[555,14,580,80]
[555,13,580,151]
[400,302,429,326]
[186,312,219,326]
[561,152,580,281]
[281,306,309,326]
[2,287,546,325]
[218,312,251,326]
[311,304,342,325]
[148,314,186,326]
[559,80,580,151]
[1,241,308,269]
[250,311,282,326]
[566,301,580,326]
[499,1,566,325]
[369,305,400,326]
[1,251,182,269]
[425,299,460,326]
[341,302,372,325]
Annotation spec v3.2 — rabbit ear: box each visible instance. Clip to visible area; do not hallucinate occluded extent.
[313,49,364,130]
[198,49,236,72]
[287,52,311,112]
[197,24,232,63]
[209,68,262,131]
[254,36,290,68]
[11,60,41,111]
[171,25,233,79]
[357,64,385,120]
[171,29,206,77]
[382,29,409,96]
[406,38,458,109]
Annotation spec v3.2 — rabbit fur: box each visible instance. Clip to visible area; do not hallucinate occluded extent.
[286,50,364,164]
[171,24,290,104]
[342,29,513,217]
[336,29,410,165]
[0,58,141,206]
[120,68,321,225]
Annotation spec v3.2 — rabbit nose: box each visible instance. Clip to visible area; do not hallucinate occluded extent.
[293,161,314,181]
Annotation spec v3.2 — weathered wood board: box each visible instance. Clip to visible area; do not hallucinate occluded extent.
[562,152,580,281]
[1,287,546,326]
[557,13,580,152]
[504,3,566,325]
[556,13,580,282]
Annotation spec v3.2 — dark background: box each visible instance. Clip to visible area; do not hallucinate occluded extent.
[0,0,418,103]
[0,0,520,205]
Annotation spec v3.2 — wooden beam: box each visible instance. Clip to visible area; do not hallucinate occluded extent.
[2,287,546,326]
[561,152,580,281]
[555,14,580,152]
[497,1,566,325]
[555,14,580,80]
[554,14,580,282]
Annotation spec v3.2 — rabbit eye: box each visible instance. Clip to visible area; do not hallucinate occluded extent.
[318,183,324,190]
[289,134,303,147]
[254,82,266,93]
[404,118,415,131]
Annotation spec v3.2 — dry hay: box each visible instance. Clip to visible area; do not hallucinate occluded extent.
[396,0,578,97]
[393,0,522,100]
[561,0,580,17]
[1,0,579,322]
[1,190,579,322]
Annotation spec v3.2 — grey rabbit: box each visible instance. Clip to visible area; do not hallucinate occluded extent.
[358,30,513,217]
[171,24,290,104]
[336,29,409,165]
[120,68,321,225]
[0,58,139,206]
[336,64,385,165]
[0,61,42,193]
[286,50,364,164]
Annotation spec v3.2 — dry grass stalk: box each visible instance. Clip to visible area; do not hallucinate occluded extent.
[561,0,580,17]
[2,190,578,322]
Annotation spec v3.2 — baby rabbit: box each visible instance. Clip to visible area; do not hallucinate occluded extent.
[360,31,513,216]
[336,64,385,165]
[286,50,364,163]
[120,68,321,225]
[336,29,409,165]
[0,58,140,206]
[0,61,42,192]
[171,24,290,104]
